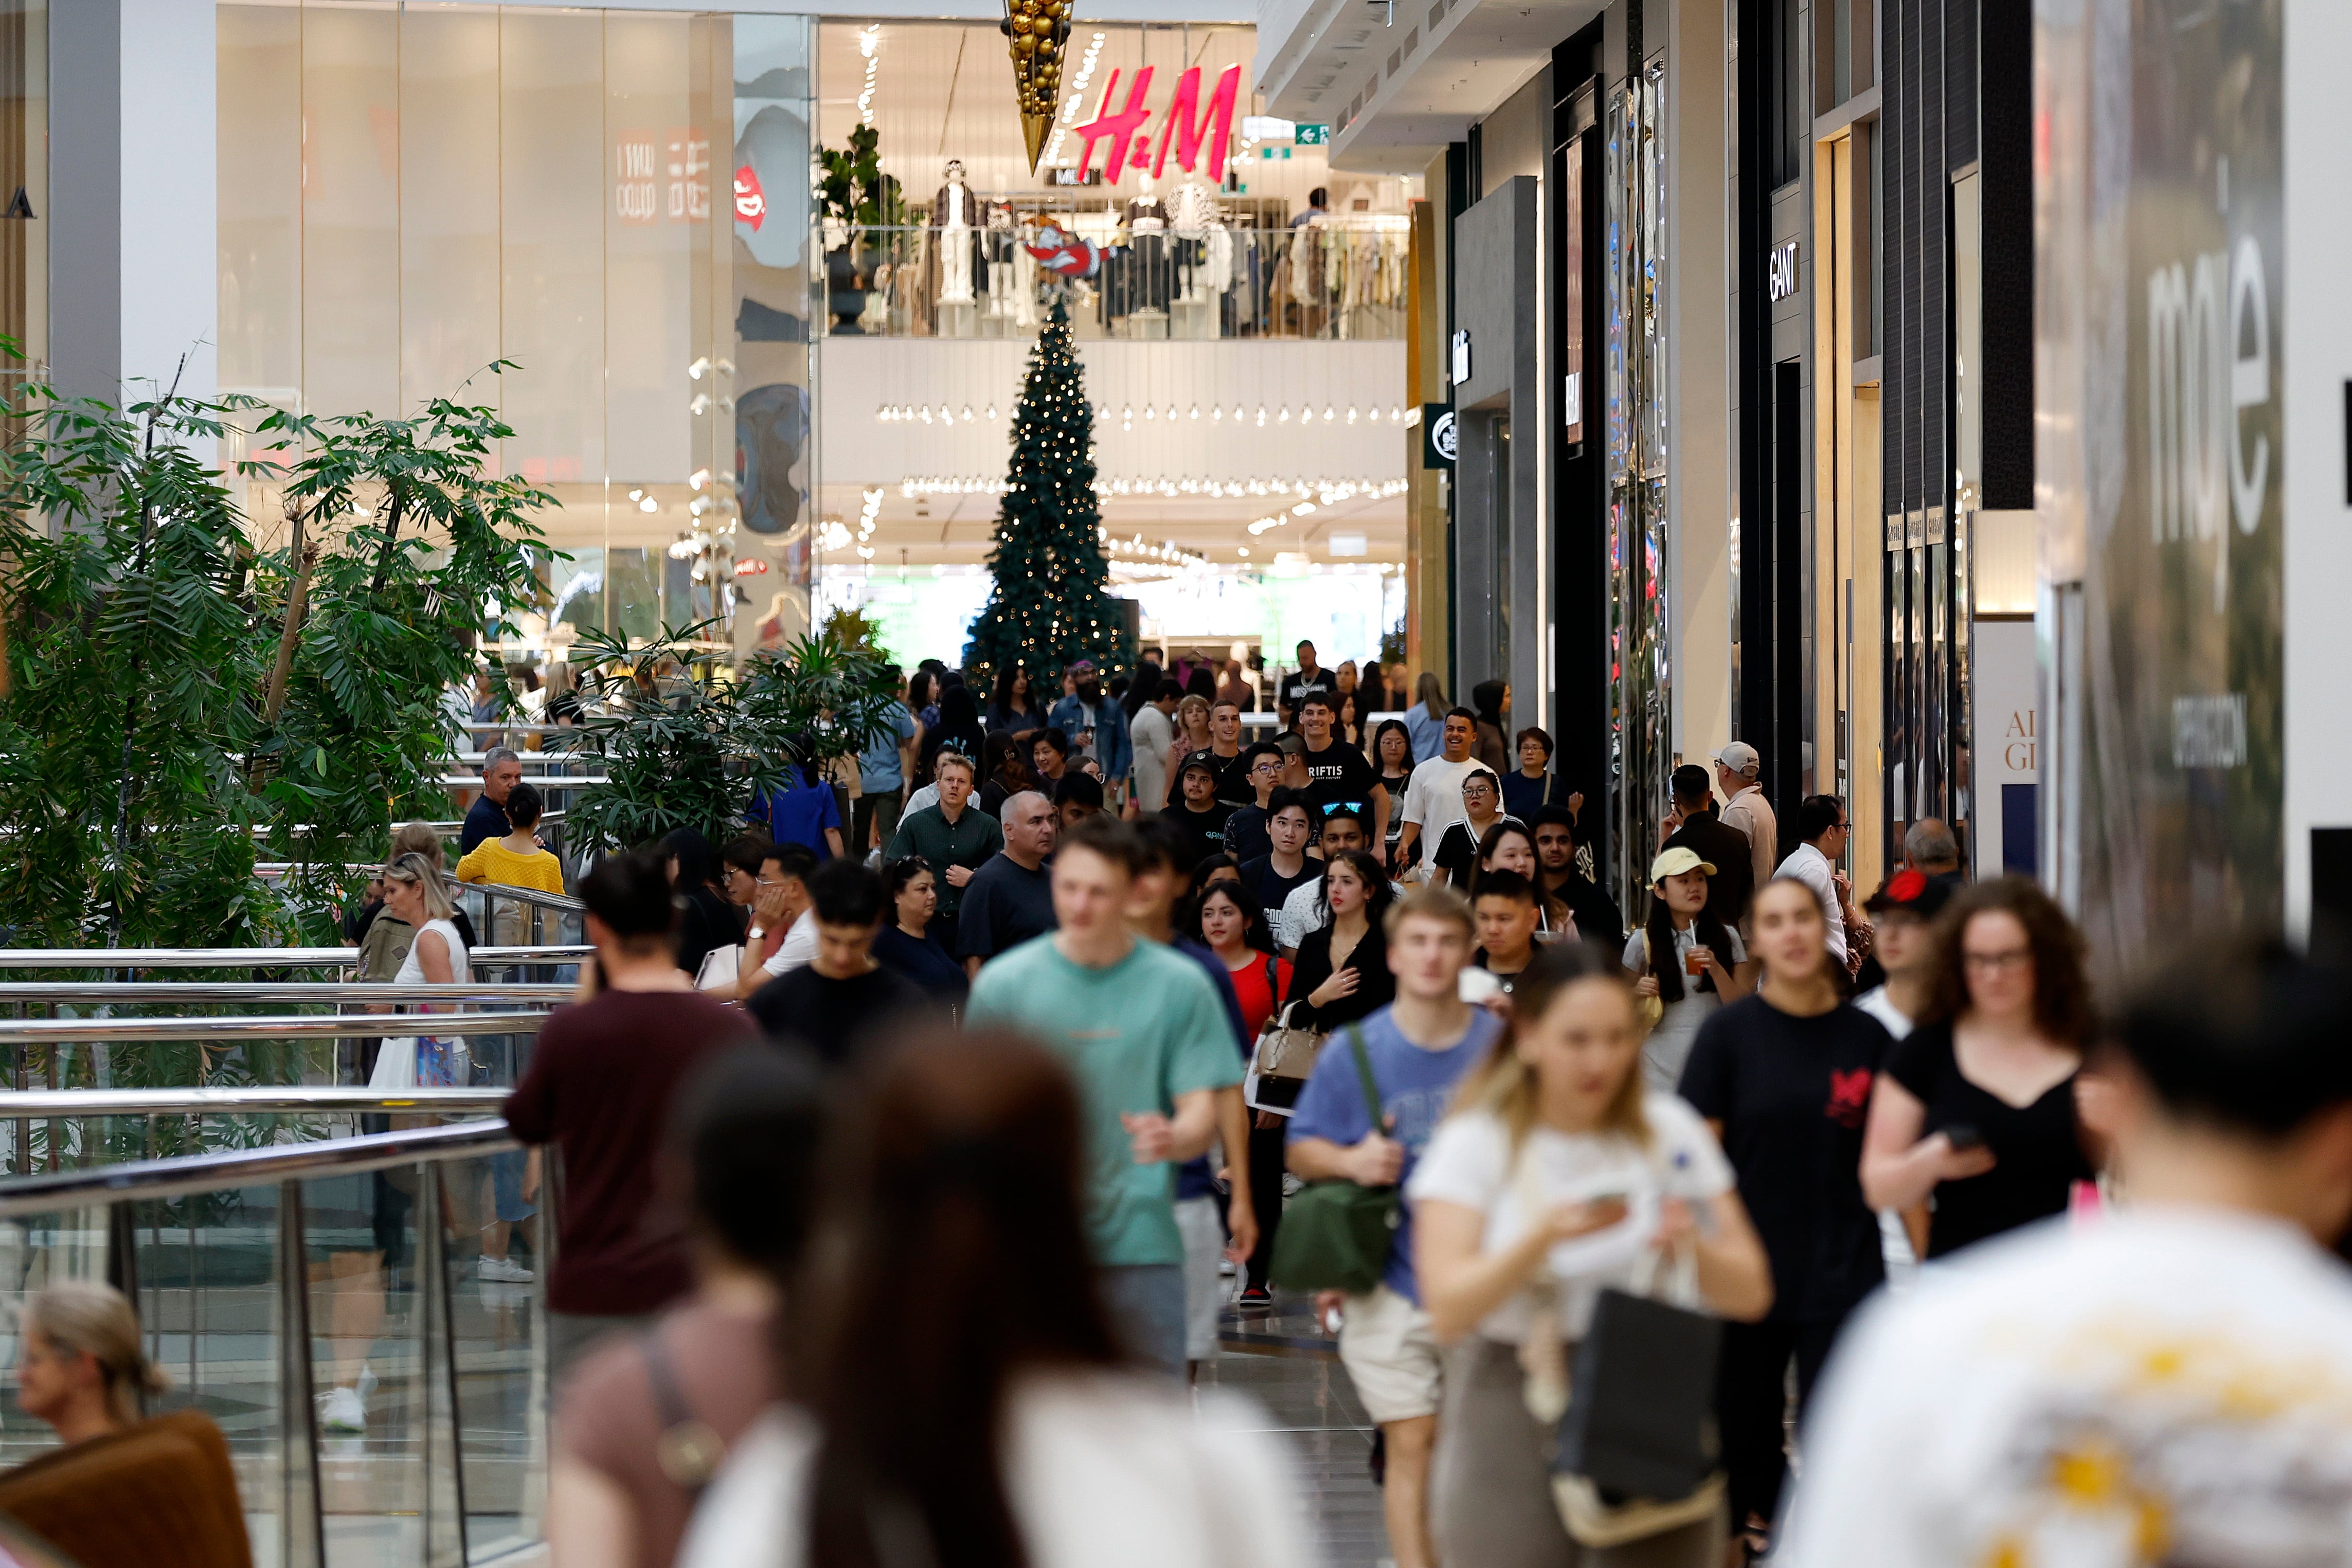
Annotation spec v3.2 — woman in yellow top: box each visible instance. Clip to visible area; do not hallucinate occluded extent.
[455,781,566,896]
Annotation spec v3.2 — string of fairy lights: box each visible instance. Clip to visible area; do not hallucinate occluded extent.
[878,399,1421,427]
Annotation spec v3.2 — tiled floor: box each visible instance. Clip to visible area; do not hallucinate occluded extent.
[1201,1294,1391,1568]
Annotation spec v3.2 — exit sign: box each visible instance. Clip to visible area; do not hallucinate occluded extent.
[1295,123,1330,146]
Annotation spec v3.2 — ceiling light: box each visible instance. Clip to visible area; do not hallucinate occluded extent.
[1237,546,1250,557]
[1166,405,1178,422]
[1279,408,1291,423]
[1324,406,1336,422]
[1145,405,1157,420]
[961,404,975,422]
[638,496,659,513]
[1347,407,1359,423]
[1368,407,1381,422]
[986,403,998,418]
[1189,405,1201,420]
[1212,406,1224,422]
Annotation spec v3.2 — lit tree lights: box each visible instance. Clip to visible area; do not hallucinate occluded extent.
[963,299,1134,681]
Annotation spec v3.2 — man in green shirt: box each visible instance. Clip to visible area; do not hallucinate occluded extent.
[966,814,1241,1376]
[884,750,1001,945]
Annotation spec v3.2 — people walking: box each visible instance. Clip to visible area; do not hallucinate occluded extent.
[1859,876,2097,1261]
[1776,795,1868,978]
[504,850,758,1379]
[1196,879,1292,1308]
[1240,788,1322,927]
[1712,743,1778,909]
[548,1048,824,1568]
[1283,849,1398,1036]
[872,856,968,1001]
[1286,887,1501,1568]
[1412,942,1773,1568]
[1675,876,1893,1559]
[462,746,525,853]
[884,751,1002,945]
[1499,727,1570,823]
[678,1031,1308,1568]
[965,816,1246,1376]
[1780,940,2352,1568]
[853,665,920,854]
[1047,659,1132,789]
[1392,706,1480,875]
[748,859,929,1067]
[1219,742,1286,863]
[1429,768,1513,890]
[958,790,1059,976]
[1532,806,1624,943]
[1660,762,1758,933]
[1625,846,1751,1091]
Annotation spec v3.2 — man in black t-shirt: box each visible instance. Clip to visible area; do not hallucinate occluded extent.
[1276,640,1335,729]
[747,859,928,1068]
[1294,691,1389,845]
[1166,755,1235,870]
[1219,741,1286,863]
[1239,788,1322,923]
[959,791,1061,974]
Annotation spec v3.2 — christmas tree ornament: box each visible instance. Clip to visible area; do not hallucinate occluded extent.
[1000,0,1072,172]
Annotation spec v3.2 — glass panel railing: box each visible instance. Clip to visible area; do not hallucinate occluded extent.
[0,1119,541,1568]
[821,223,1411,341]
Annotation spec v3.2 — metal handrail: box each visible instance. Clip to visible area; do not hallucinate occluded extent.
[0,1119,516,1216]
[434,776,609,788]
[0,982,574,1003]
[460,882,583,913]
[0,1012,550,1045]
[0,1088,510,1115]
[0,946,591,968]
[248,810,567,838]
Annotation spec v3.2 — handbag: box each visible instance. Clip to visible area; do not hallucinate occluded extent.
[1245,977,1325,1113]
[1511,1145,1725,1547]
[1632,932,1666,1034]
[694,943,740,994]
[1268,1026,1398,1295]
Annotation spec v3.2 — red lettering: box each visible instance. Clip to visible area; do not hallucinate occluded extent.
[1073,66,1154,183]
[1153,64,1241,182]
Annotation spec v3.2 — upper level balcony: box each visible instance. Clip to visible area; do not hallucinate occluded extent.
[819,222,1409,342]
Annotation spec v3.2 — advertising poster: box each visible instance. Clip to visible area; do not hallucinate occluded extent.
[2049,0,2283,963]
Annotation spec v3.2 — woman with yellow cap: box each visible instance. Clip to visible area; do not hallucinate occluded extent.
[1623,845,1751,1090]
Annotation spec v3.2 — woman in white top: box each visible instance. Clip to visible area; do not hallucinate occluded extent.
[372,852,471,1087]
[680,1028,1308,1568]
[1623,846,1752,1092]
[1411,944,1773,1568]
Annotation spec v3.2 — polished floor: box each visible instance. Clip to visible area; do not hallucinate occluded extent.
[1205,1293,1392,1568]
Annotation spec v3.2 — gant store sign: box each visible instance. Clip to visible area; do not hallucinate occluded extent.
[1070,64,1243,185]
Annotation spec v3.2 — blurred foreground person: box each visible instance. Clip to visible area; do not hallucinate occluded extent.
[14,1284,167,1448]
[550,1048,825,1568]
[679,1032,1309,1568]
[1779,940,2352,1566]
[1414,945,1772,1567]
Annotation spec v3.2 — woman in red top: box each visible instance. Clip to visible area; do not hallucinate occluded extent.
[1196,880,1292,1306]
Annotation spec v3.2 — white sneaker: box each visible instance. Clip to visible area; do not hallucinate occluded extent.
[318,1384,367,1433]
[478,1256,533,1283]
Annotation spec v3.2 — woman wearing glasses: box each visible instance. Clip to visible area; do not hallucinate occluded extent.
[1860,876,2097,1261]
[873,856,968,1002]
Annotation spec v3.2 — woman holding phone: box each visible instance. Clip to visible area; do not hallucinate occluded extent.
[1675,877,1893,1561]
[1413,943,1771,1567]
[1624,847,1751,1090]
[1859,876,2097,1261]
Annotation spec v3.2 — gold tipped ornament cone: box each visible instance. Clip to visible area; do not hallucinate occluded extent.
[1021,111,1050,173]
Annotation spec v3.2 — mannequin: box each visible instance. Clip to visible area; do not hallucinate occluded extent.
[1170,180,1232,300]
[984,201,1021,326]
[930,159,976,305]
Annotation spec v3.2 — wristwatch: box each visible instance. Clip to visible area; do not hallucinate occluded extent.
[747,928,766,943]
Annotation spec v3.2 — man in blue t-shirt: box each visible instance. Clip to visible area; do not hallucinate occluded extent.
[1287,885,1497,1568]
[753,763,844,861]
[856,671,920,855]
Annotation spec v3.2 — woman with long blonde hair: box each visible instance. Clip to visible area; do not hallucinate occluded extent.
[1412,943,1771,1568]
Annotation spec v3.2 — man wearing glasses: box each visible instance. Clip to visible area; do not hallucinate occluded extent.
[1777,795,1867,974]
[1218,742,1287,863]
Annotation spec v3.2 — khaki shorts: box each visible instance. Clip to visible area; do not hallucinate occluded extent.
[1339,1282,1443,1425]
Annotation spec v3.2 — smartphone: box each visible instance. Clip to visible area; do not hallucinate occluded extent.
[1944,1124,1984,1151]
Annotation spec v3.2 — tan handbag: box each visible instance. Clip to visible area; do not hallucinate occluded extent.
[1251,1000,1325,1081]
[1633,932,1666,1033]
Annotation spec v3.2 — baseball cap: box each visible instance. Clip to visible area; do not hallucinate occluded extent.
[1178,753,1219,780]
[1649,846,1717,886]
[1864,867,1956,920]
[1715,741,1761,777]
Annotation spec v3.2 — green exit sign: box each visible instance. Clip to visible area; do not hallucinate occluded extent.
[1295,123,1330,146]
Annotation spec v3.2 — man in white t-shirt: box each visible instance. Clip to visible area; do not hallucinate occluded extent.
[1774,794,1860,970]
[1714,741,1778,904]
[738,844,819,996]
[1391,707,1481,876]
[1780,940,2352,1568]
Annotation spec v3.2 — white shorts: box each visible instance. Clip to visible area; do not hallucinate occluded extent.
[1173,1195,1226,1363]
[1338,1282,1442,1424]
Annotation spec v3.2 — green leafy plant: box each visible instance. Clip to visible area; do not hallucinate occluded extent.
[820,603,888,657]
[817,123,906,236]
[551,620,906,851]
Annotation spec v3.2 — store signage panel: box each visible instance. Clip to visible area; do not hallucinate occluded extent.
[1766,239,1800,301]
[2064,0,2284,951]
[1423,406,1456,467]
[1072,64,1244,188]
[1295,123,1331,146]
[1450,329,1472,386]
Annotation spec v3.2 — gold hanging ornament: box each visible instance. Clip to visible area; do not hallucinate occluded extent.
[1001,0,1070,172]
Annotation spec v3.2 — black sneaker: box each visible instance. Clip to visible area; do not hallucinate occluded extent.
[1236,1284,1273,1310]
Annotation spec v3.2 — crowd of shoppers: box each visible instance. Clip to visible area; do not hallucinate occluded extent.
[64,651,2340,1568]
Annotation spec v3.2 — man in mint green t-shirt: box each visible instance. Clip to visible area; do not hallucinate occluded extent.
[966,815,1241,1375]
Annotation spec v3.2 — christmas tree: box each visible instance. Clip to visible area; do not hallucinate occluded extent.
[963,299,1133,681]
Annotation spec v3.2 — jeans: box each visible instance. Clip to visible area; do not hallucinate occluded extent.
[1098,1263,1187,1378]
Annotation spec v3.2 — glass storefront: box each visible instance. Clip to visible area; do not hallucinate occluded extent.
[0,0,43,385]
[811,20,1408,341]
[217,4,816,656]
